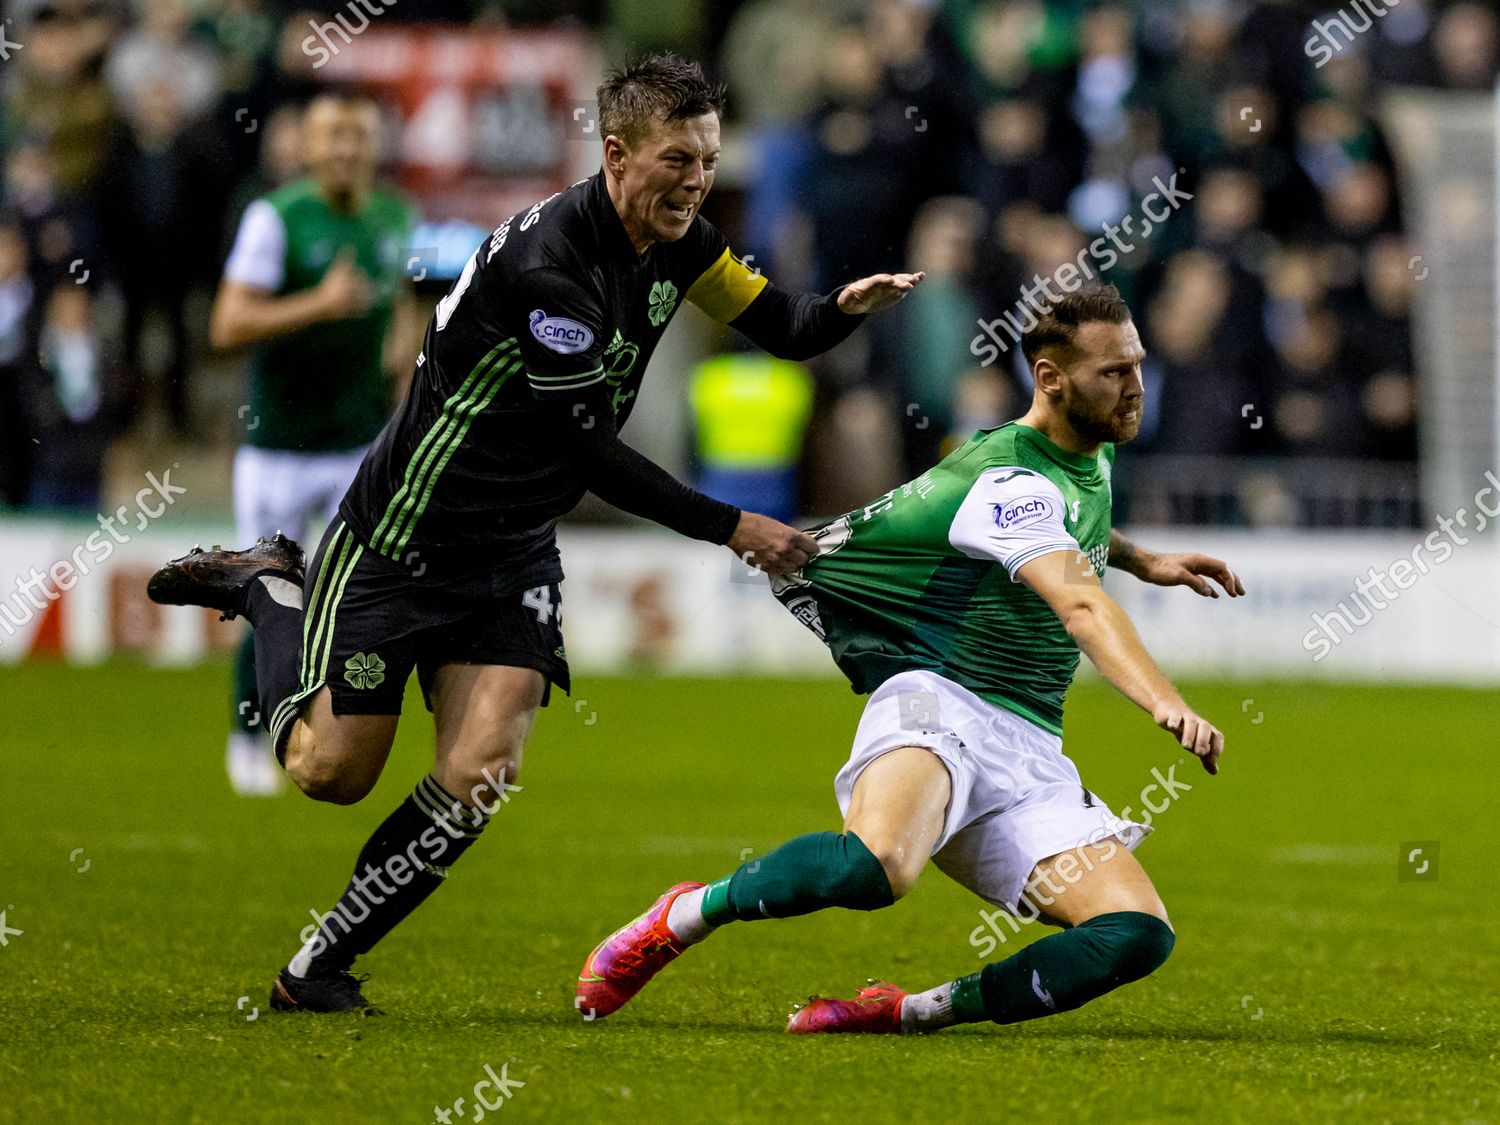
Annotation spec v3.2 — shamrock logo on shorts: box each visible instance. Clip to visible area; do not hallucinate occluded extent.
[344,651,386,690]
[647,280,678,327]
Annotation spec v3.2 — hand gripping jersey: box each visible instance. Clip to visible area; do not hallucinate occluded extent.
[773,423,1115,734]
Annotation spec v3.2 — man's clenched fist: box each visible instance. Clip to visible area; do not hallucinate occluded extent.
[728,512,819,576]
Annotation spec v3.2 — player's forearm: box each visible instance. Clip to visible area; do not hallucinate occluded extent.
[556,386,739,542]
[730,284,863,361]
[583,439,741,543]
[1106,529,1155,580]
[545,378,737,542]
[210,289,334,349]
[1064,596,1184,716]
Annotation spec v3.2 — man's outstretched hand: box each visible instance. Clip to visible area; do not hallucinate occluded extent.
[1135,551,1246,599]
[837,272,926,315]
[728,512,819,577]
[1153,700,1225,775]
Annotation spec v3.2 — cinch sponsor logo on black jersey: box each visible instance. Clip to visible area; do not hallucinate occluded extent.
[529,310,594,355]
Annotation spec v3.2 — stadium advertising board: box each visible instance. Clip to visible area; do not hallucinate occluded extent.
[315,26,599,225]
[0,523,1495,683]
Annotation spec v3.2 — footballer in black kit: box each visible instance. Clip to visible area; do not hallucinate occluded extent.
[314,170,862,731]
[147,53,923,1015]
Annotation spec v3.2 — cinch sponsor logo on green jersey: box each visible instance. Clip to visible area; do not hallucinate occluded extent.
[994,496,1054,529]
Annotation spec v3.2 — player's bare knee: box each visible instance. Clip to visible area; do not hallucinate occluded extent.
[472,751,523,811]
[281,732,322,798]
[284,733,380,806]
[286,754,338,802]
[289,756,375,805]
[859,835,924,900]
[443,739,524,811]
[309,776,373,806]
[1104,910,1176,981]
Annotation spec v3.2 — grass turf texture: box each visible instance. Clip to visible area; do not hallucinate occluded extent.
[0,662,1495,1123]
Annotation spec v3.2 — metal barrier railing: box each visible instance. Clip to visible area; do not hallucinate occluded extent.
[1117,456,1423,529]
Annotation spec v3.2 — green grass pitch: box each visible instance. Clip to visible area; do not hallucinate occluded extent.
[1,661,1495,1123]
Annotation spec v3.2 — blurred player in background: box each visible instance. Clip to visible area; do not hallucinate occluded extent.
[149,55,921,1014]
[579,284,1247,1035]
[210,93,418,794]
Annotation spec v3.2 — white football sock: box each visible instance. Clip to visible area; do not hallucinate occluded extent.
[226,731,283,796]
[900,982,958,1033]
[664,886,715,944]
[286,933,320,978]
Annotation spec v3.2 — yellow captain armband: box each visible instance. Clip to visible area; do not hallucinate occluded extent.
[685,247,770,324]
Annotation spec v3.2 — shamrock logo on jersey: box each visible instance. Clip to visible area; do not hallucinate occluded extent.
[647,280,679,327]
[344,651,387,691]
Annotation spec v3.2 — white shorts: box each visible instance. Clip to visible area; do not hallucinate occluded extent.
[233,445,368,547]
[834,670,1151,914]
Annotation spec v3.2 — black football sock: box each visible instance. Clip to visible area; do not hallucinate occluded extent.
[242,575,305,760]
[289,776,489,977]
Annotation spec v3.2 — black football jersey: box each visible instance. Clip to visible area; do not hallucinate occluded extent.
[340,172,768,571]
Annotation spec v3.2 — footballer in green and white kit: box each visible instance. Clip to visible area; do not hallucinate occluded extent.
[578,285,1248,1036]
[770,421,1145,911]
[777,421,1116,736]
[213,94,417,795]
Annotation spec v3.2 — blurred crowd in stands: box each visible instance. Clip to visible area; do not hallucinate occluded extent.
[2,0,1496,522]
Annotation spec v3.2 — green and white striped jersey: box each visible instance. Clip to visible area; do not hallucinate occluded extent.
[773,422,1115,734]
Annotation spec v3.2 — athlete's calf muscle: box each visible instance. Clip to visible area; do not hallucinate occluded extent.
[283,688,399,805]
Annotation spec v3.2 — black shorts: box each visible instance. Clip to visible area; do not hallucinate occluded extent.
[277,517,570,734]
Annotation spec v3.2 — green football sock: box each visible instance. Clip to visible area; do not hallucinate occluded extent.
[231,629,261,733]
[949,911,1175,1025]
[700,831,894,924]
